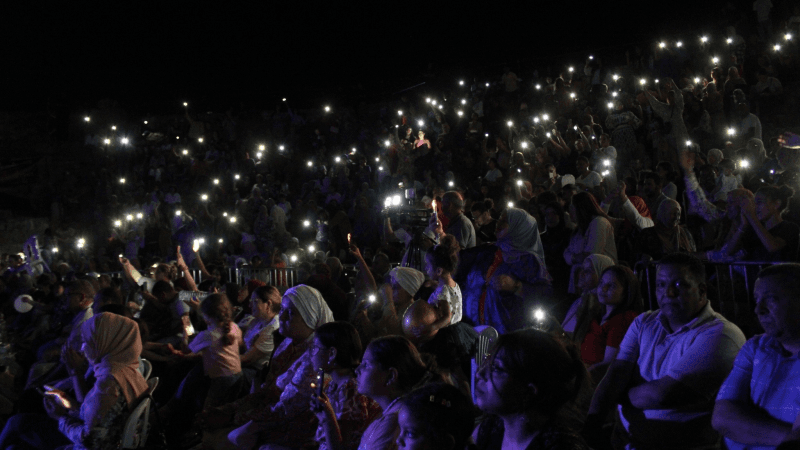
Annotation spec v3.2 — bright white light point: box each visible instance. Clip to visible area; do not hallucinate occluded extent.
[507,202,514,208]
[542,114,549,120]
[457,111,463,116]
[727,128,736,136]
[425,98,430,103]
[303,220,310,227]
[589,55,594,60]
[223,212,228,217]
[613,74,619,81]
[740,159,750,168]
[659,42,666,48]
[448,181,454,187]
[176,136,179,139]
[774,44,782,51]
[114,220,121,227]
[694,77,700,84]
[201,194,208,200]
[392,195,401,206]
[335,156,341,163]
[534,117,540,123]
[290,255,298,263]
[640,78,646,85]
[655,79,659,84]
[375,157,380,162]
[676,41,683,47]
[213,179,219,185]
[432,100,437,105]
[259,144,265,151]
[52,247,58,253]
[785,33,793,41]
[521,142,528,148]
[398,110,403,116]
[136,213,143,219]
[608,102,614,109]
[368,294,376,303]
[218,239,223,243]
[126,214,133,221]
[701,36,708,43]
[534,309,545,321]
[686,140,692,146]
[104,139,111,145]
[486,83,490,87]
[279,145,285,151]
[84,117,90,122]
[256,152,262,158]
[198,138,203,143]
[535,84,541,90]
[418,120,424,126]
[378,166,384,171]
[726,38,733,44]
[119,178,125,184]
[546,132,551,138]
[308,245,315,252]
[234,174,240,179]
[568,66,574,72]
[144,120,148,124]
[712,57,719,64]
[324,106,330,112]
[459,80,464,85]
[230,217,237,223]
[121,137,129,144]
[507,121,513,127]
[570,93,576,98]
[612,92,618,97]
[384,140,390,146]
[112,126,116,130]
[603,159,611,167]
[307,161,313,167]
[516,180,523,186]
[183,102,188,107]
[602,170,610,176]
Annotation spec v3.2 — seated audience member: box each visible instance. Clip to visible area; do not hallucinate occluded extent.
[586,253,746,449]
[200,284,334,448]
[739,185,800,261]
[580,266,641,382]
[562,254,615,336]
[396,382,475,450]
[473,328,591,448]
[457,208,552,334]
[441,191,477,249]
[353,266,426,343]
[424,235,463,330]
[471,198,497,244]
[634,198,696,261]
[713,264,800,449]
[239,285,281,386]
[0,313,148,449]
[564,192,617,293]
[307,321,382,450]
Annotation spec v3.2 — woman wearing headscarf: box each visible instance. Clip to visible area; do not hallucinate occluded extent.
[564,192,617,294]
[201,284,334,449]
[561,254,616,337]
[456,208,552,335]
[0,313,149,450]
[635,198,696,261]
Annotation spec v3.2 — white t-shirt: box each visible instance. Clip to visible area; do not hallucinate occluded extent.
[576,171,603,188]
[427,283,462,325]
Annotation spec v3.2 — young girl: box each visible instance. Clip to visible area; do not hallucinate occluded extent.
[189,293,244,409]
[425,235,462,330]
[309,321,381,450]
[395,382,475,450]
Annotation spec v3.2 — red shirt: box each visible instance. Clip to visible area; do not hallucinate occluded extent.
[581,310,639,366]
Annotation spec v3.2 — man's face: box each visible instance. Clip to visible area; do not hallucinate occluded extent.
[754,275,800,341]
[656,264,707,327]
[643,178,659,197]
[67,289,90,312]
[576,160,589,173]
[441,197,459,219]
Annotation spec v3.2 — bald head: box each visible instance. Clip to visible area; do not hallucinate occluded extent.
[442,191,464,219]
[402,300,438,344]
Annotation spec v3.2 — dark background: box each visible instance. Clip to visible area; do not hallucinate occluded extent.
[4,1,745,115]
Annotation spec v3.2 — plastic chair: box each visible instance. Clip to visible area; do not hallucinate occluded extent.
[121,377,159,449]
[471,326,498,403]
[139,359,152,380]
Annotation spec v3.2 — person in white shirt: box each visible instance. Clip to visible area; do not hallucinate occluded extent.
[575,156,603,190]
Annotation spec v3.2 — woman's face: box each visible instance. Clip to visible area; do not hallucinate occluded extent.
[578,259,599,291]
[474,350,526,415]
[310,337,331,372]
[356,346,390,398]
[396,406,437,450]
[278,298,309,340]
[597,271,625,306]
[472,209,490,227]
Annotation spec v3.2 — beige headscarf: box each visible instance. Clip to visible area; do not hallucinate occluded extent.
[81,313,148,406]
[282,285,334,330]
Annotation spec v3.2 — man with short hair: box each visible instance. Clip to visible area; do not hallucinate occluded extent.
[640,171,668,217]
[441,191,476,249]
[587,253,745,449]
[713,263,800,449]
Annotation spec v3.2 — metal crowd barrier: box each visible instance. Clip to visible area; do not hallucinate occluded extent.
[634,260,778,337]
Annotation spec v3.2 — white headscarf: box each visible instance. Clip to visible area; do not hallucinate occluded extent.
[283,284,334,330]
[390,267,426,296]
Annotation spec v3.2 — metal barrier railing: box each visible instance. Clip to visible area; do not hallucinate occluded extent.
[634,260,777,336]
[99,267,299,290]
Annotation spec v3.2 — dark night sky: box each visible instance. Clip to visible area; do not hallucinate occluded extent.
[6,2,734,113]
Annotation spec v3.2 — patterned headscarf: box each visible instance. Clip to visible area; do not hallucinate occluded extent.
[282,284,334,330]
[497,208,546,263]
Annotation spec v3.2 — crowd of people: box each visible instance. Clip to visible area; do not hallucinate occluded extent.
[0,12,799,450]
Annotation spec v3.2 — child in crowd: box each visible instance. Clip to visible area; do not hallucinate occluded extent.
[713,158,740,201]
[424,235,462,330]
[395,382,475,450]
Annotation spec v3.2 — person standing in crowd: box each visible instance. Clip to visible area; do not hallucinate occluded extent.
[438,191,476,249]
